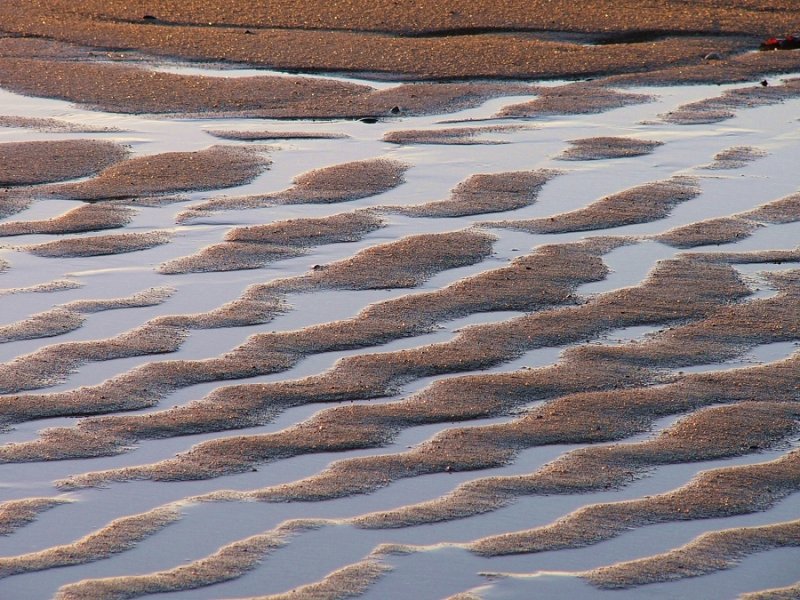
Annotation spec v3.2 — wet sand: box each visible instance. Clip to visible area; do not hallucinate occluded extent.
[0,140,127,187]
[655,192,800,248]
[489,177,700,233]
[179,158,407,221]
[385,170,560,218]
[159,211,383,274]
[383,125,524,146]
[1,3,800,600]
[558,137,664,161]
[45,146,270,201]
[0,204,136,236]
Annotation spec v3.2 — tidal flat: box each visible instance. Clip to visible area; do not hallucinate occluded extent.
[1,3,800,599]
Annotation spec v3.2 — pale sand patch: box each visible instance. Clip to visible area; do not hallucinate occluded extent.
[179,158,407,221]
[159,242,302,275]
[248,230,495,294]
[46,145,270,201]
[65,287,175,313]
[384,170,560,218]
[498,84,653,118]
[207,130,348,141]
[0,497,72,535]
[0,140,128,186]
[0,189,33,220]
[0,287,174,343]
[0,308,85,344]
[741,581,800,599]
[656,191,800,248]
[22,231,172,258]
[681,248,800,265]
[584,519,800,589]
[444,593,481,600]
[657,217,761,248]
[662,78,800,125]
[53,520,321,600]
[0,115,122,133]
[0,324,186,394]
[702,145,768,170]
[151,297,288,330]
[487,177,699,234]
[159,211,382,274]
[244,558,391,600]
[0,279,82,296]
[0,506,183,580]
[383,125,524,146]
[746,194,800,224]
[558,137,664,161]
[0,203,136,237]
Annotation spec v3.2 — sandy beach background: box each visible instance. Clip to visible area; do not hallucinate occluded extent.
[1,2,799,599]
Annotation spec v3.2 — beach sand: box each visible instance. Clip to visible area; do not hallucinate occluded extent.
[1,3,799,599]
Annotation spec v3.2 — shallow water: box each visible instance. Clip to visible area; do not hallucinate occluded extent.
[1,67,800,599]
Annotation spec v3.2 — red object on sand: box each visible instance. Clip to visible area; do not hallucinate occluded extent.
[760,34,800,50]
